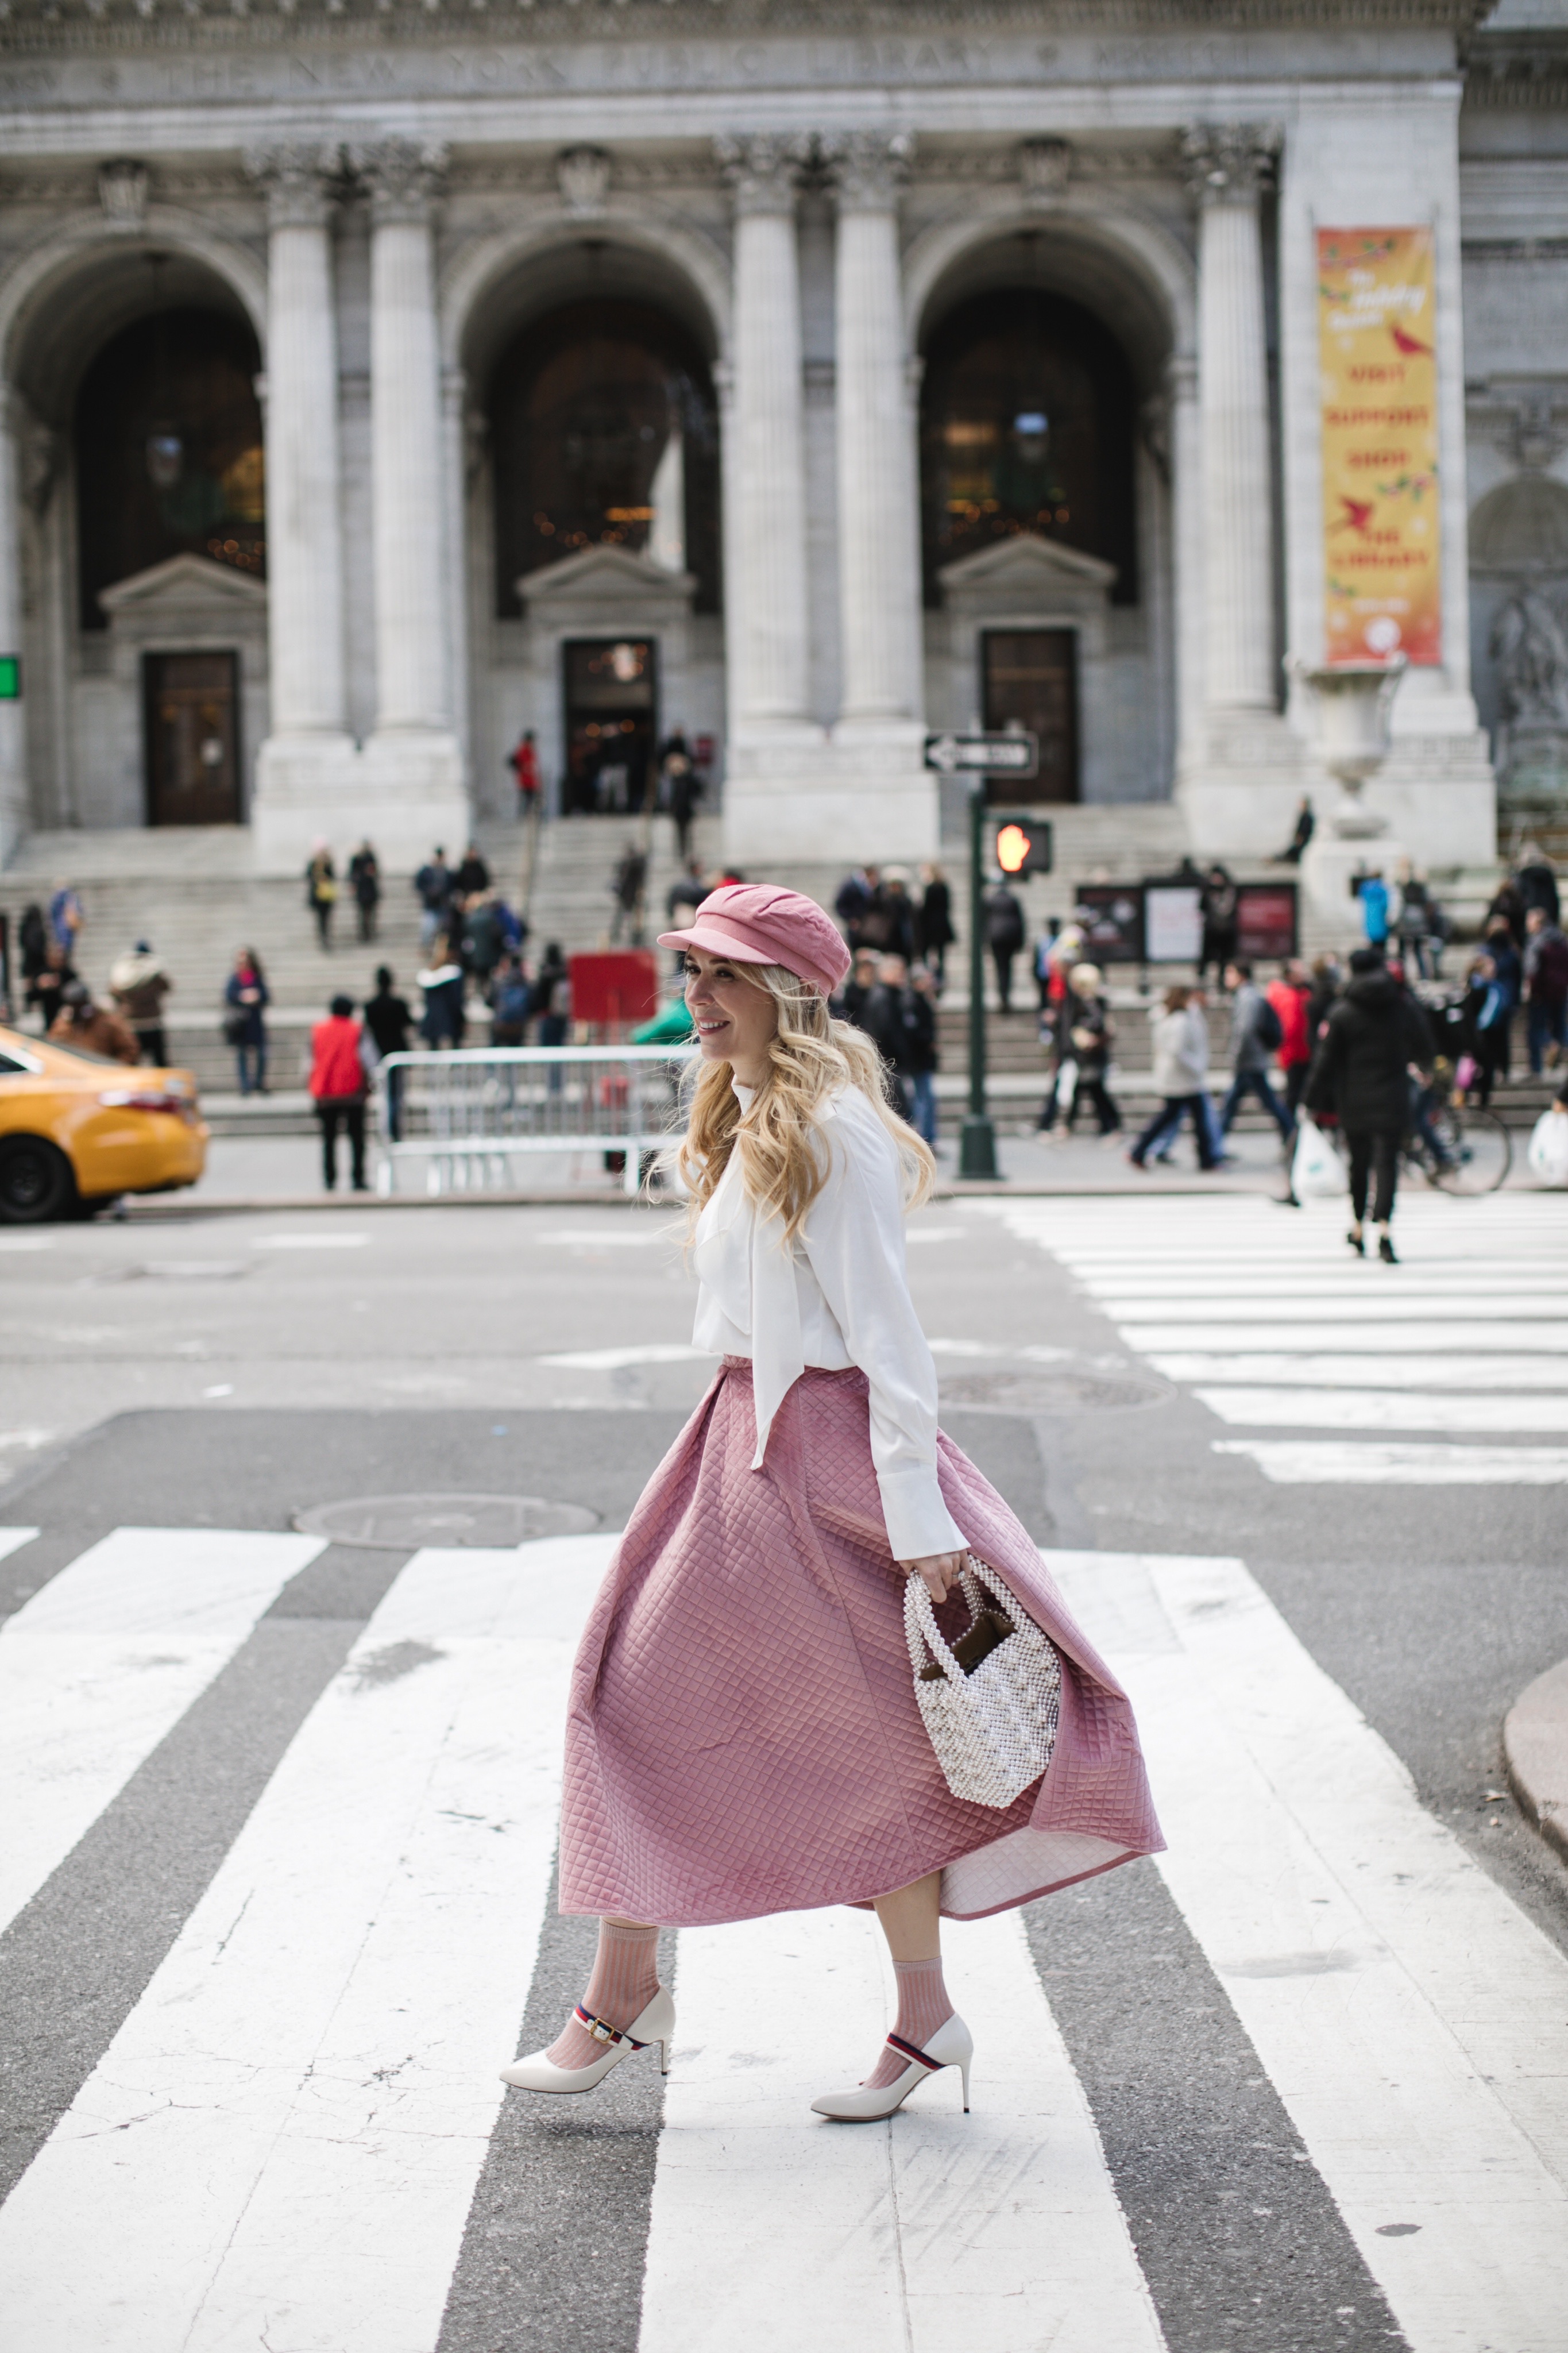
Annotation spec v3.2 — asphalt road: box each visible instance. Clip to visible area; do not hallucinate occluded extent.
[1,1194,1565,2352]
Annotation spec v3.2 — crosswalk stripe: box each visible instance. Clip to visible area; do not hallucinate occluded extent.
[1099,1298,1568,1323]
[1048,1548,1568,2353]
[1150,1353,1568,1389]
[0,1526,39,1566]
[1196,1388,1568,1432]
[0,1527,324,1938]
[1214,1440,1568,1483]
[640,1905,1166,2353]
[0,1533,615,2353]
[1115,1320,1568,1351]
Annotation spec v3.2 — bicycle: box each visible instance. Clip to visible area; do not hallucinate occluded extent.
[1404,1066,1511,1195]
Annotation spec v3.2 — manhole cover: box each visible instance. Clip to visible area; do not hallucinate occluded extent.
[940,1363,1172,1415]
[292,1493,601,1550]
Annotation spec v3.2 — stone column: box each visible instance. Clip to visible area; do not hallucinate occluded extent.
[715,134,812,731]
[1183,125,1279,715]
[0,387,25,865]
[827,132,923,729]
[1166,353,1204,768]
[245,145,348,739]
[356,138,452,736]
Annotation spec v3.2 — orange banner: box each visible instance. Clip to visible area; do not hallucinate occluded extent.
[1318,227,1441,667]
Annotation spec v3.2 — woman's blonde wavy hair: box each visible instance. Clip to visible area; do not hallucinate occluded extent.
[671,961,935,1239]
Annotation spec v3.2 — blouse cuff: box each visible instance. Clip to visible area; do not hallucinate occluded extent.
[878,1467,966,1565]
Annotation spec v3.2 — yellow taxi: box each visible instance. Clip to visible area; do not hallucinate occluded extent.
[0,1024,207,1221]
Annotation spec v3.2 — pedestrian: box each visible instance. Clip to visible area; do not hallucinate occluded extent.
[1199,865,1238,981]
[661,732,702,858]
[860,951,933,1131]
[1485,873,1527,952]
[224,948,270,1096]
[610,845,648,946]
[460,891,507,993]
[414,847,453,951]
[1218,961,1293,1146]
[364,965,414,1141]
[983,875,1025,1012]
[1395,863,1434,979]
[834,865,878,951]
[1304,946,1435,1264]
[26,940,75,1031]
[499,881,1160,2114]
[531,943,570,1047]
[1515,841,1560,928]
[108,939,173,1066]
[509,729,540,817]
[456,842,491,900]
[1458,952,1509,1105]
[906,965,941,1146]
[1266,959,1315,1127]
[1355,871,1390,951]
[308,992,370,1193]
[1524,904,1568,1073]
[48,980,140,1065]
[916,863,955,986]
[836,947,880,1032]
[489,952,534,1047]
[1277,796,1315,865]
[48,878,83,958]
[878,868,920,963]
[1478,914,1521,1078]
[18,902,48,1001]
[418,936,466,1051]
[1128,984,1219,1170]
[1042,963,1120,1138]
[304,842,337,950]
[348,841,381,943]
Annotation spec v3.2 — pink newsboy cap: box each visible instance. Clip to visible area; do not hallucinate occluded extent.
[658,883,852,998]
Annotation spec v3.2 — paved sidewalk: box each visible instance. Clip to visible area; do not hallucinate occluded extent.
[1507,1661,1568,1865]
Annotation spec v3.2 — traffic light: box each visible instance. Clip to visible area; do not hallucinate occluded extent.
[992,815,1053,877]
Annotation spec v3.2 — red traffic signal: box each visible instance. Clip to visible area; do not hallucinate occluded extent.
[992,816,1053,877]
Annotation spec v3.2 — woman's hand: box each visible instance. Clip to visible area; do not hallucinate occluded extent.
[901,1550,966,1603]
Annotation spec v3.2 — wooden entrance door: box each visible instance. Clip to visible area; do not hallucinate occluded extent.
[982,628,1078,804]
[144,651,241,826]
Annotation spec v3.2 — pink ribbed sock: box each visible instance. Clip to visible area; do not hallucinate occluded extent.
[863,1955,955,2089]
[546,1919,662,2072]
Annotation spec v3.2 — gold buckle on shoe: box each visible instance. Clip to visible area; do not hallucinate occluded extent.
[575,2004,621,2046]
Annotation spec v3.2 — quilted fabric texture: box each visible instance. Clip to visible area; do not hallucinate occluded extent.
[559,1360,1164,1927]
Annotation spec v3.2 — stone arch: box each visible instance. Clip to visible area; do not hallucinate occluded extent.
[904,193,1195,385]
[0,207,268,418]
[440,209,731,385]
[1469,473,1568,577]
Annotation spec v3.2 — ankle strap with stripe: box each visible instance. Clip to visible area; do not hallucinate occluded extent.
[574,2003,650,2051]
[885,2031,943,2072]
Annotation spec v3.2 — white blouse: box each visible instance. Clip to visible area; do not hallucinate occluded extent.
[690,1081,967,1564]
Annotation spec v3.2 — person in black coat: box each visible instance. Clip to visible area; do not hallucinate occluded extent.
[983,880,1026,1012]
[916,863,955,985]
[1304,948,1435,1263]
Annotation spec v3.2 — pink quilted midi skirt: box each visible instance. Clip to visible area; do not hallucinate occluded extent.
[559,1358,1163,1926]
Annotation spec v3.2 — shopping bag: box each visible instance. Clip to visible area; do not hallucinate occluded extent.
[1292,1117,1344,1199]
[1055,1057,1078,1115]
[1527,1107,1568,1189]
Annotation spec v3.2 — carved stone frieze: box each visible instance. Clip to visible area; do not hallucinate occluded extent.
[1019,136,1071,203]
[1180,122,1280,206]
[557,144,612,219]
[822,129,913,213]
[347,136,448,224]
[98,157,149,228]
[713,131,810,217]
[244,140,341,227]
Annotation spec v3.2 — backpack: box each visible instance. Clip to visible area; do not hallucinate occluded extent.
[1254,997,1284,1053]
[1535,934,1568,1007]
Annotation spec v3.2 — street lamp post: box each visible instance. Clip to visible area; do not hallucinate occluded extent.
[960,780,1000,1181]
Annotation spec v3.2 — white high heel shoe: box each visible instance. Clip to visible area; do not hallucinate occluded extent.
[499,1987,675,2094]
[810,2012,973,2122]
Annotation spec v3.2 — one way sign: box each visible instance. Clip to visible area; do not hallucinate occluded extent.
[924,731,1040,778]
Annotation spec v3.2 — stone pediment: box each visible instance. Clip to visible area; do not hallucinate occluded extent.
[515,543,696,610]
[938,532,1118,601]
[97,553,269,620]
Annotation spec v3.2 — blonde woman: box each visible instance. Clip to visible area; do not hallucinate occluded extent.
[501,885,1160,2119]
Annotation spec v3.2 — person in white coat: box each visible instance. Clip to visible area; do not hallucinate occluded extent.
[1127,985,1220,1170]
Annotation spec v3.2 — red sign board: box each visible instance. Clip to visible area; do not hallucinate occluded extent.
[1235,885,1299,963]
[568,951,658,1029]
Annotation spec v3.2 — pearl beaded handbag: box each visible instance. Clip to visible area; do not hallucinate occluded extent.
[904,1554,1063,1810]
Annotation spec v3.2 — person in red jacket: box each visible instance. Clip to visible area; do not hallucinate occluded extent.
[1266,959,1314,1127]
[308,993,369,1193]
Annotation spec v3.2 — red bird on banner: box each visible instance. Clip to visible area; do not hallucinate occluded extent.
[1390,323,1434,358]
[1331,496,1376,535]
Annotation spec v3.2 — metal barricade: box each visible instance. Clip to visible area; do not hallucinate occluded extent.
[373,1044,697,1198]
